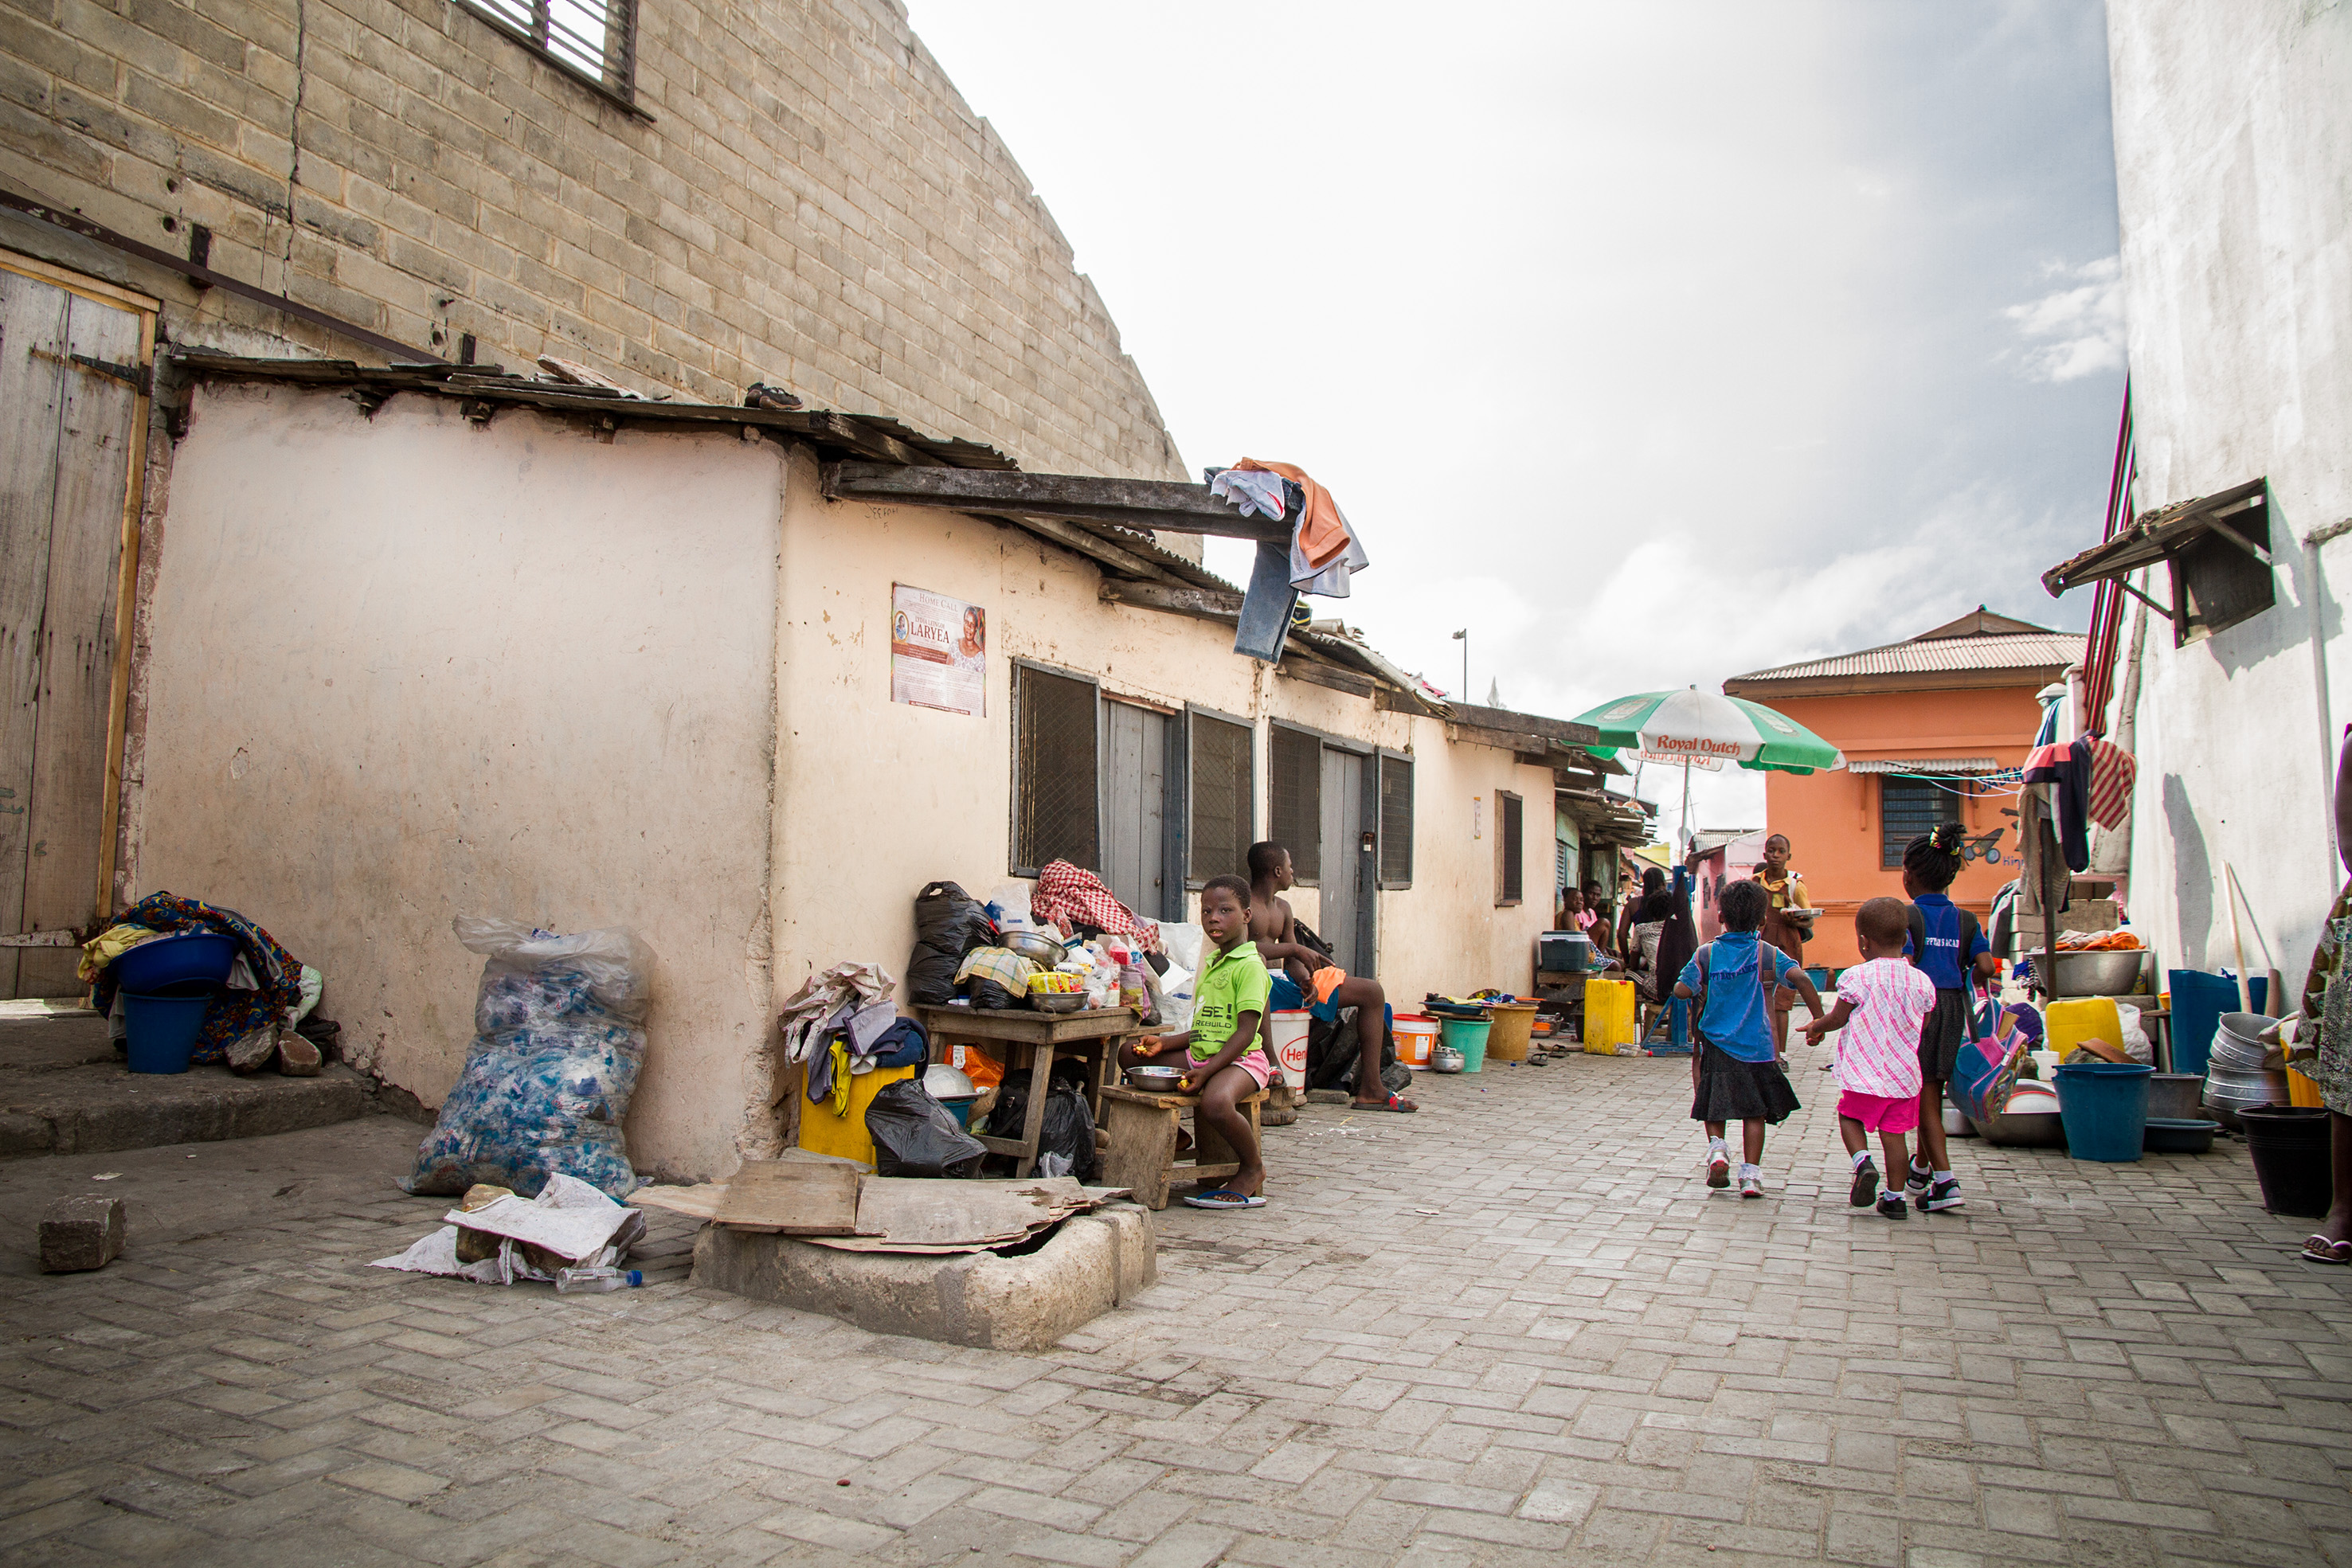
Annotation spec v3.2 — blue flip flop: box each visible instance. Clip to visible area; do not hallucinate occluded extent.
[1183,1189,1266,1210]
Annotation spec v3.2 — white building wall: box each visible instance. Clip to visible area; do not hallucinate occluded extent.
[2105,0,2352,981]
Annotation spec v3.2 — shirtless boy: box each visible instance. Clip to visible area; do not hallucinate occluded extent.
[1245,841,1416,1112]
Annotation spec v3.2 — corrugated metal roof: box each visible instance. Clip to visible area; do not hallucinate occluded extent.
[1729,631,2083,684]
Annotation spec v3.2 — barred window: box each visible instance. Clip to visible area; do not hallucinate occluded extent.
[1269,725,1321,882]
[1014,665,1098,874]
[461,0,639,104]
[1497,790,1524,905]
[1880,777,1941,869]
[1378,754,1414,887]
[1188,713,1253,882]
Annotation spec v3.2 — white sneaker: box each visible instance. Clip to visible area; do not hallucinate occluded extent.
[1706,1149,1730,1189]
[1740,1165,1764,1199]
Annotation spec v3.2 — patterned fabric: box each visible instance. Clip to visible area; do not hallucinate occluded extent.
[2084,736,2136,830]
[2299,879,2352,1116]
[1831,959,1933,1100]
[953,946,1039,995]
[89,893,303,1066]
[1030,860,1158,943]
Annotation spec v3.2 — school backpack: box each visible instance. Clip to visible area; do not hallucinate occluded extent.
[1689,939,1779,1049]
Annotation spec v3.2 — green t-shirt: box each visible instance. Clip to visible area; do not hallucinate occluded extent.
[1189,941,1271,1062]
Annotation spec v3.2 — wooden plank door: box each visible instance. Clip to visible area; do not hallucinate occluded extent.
[1102,701,1171,921]
[0,263,150,996]
[1318,748,1366,972]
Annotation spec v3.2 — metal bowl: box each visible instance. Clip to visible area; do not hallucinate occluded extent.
[1028,991,1087,1014]
[1001,929,1067,967]
[1974,1108,2068,1148]
[1125,1065,1188,1090]
[2028,949,2146,996]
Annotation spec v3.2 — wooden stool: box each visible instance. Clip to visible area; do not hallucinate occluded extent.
[1098,1084,1269,1210]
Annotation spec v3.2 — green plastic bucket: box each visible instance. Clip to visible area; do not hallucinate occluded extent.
[1440,1017,1490,1073]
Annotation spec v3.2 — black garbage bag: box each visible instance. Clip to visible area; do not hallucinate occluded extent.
[866,1079,985,1178]
[1307,1008,1402,1093]
[1037,1081,1099,1183]
[964,978,1021,1010]
[906,882,997,1005]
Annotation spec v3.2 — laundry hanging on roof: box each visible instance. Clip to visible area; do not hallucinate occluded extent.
[1233,459,1352,571]
[2084,735,2136,831]
[2022,740,2092,873]
[1207,467,1288,522]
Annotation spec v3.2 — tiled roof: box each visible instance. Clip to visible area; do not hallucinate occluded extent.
[1728,631,2084,685]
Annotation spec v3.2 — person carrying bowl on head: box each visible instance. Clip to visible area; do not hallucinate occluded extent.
[1752,833,1814,1059]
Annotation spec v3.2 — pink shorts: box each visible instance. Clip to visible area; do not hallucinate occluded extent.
[1195,1050,1274,1089]
[1837,1090,1920,1134]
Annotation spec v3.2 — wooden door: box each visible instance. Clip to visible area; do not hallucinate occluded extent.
[1319,748,1366,972]
[1102,701,1172,921]
[0,260,152,996]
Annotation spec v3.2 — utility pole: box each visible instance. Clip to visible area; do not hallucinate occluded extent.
[1451,628,1467,699]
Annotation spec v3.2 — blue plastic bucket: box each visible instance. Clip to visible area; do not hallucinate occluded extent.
[2054,1062,2154,1162]
[112,932,237,993]
[2167,970,2268,1077]
[123,987,214,1074]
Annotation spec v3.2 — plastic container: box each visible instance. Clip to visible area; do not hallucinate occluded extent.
[796,1063,918,1166]
[1269,1009,1311,1090]
[1439,1017,1490,1073]
[1538,932,1599,972]
[2054,1061,2153,1162]
[2143,1117,2220,1155]
[2237,1105,2333,1217]
[2147,1073,2206,1122]
[122,986,215,1074]
[937,1094,981,1129]
[1583,979,1638,1055]
[2289,1067,2325,1108]
[555,1266,643,1293]
[1485,1002,1536,1063]
[1392,1015,1438,1069]
[2045,998,2123,1058]
[111,932,237,994]
[2168,970,2268,1077]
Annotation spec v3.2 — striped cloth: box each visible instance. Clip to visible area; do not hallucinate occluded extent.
[2084,737,2135,830]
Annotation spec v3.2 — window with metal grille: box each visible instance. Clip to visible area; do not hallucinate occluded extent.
[460,0,639,105]
[1269,725,1321,882]
[1880,777,1942,868]
[1378,755,1413,887]
[1497,791,1524,905]
[1188,713,1253,882]
[1013,665,1098,874]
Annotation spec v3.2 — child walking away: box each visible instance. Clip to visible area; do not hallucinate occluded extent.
[1902,824,2001,1213]
[1805,898,1936,1220]
[1676,881,1826,1198]
[1122,874,1276,1210]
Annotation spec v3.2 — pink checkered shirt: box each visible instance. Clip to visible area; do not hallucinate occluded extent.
[1833,958,1934,1100]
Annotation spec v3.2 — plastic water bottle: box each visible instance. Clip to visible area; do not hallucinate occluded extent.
[555,1266,643,1293]
[1120,960,1149,1011]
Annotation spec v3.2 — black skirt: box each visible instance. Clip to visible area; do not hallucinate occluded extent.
[1917,988,1970,1084]
[1690,1042,1801,1124]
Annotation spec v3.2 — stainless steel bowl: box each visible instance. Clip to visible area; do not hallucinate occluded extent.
[1125,1065,1188,1090]
[1029,991,1087,1014]
[1001,929,1067,967]
[2028,949,2146,996]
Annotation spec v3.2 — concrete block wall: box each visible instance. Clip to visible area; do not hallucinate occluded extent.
[0,0,1188,485]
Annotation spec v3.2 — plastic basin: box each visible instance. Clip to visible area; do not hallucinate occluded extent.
[2167,970,2268,1077]
[1440,1017,1490,1073]
[111,931,238,993]
[2143,1117,2220,1155]
[2239,1105,2333,1217]
[123,986,216,1073]
[2054,1062,2153,1162]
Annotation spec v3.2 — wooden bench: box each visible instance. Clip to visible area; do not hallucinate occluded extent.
[1097,1083,1269,1211]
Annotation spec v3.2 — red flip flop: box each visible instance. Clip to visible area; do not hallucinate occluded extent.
[1354,1093,1418,1113]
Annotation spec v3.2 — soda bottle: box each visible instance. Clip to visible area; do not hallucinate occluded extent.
[555,1266,644,1293]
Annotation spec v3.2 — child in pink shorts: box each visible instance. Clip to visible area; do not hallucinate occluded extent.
[1804,897,1935,1221]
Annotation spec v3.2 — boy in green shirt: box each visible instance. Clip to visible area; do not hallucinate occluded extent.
[1121,874,1274,1209]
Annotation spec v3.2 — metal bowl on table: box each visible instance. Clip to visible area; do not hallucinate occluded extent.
[1125,1064,1188,1091]
[1029,991,1087,1014]
[2028,949,2145,996]
[1001,929,1068,967]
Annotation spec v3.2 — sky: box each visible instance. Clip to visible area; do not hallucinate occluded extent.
[905,1,2126,839]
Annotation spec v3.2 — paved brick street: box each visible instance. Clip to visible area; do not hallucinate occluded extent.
[5,1046,2351,1568]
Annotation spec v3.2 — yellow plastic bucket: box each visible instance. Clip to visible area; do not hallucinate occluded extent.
[1486,1002,1537,1062]
[1583,980,1637,1055]
[796,1063,917,1167]
[2045,998,2123,1058]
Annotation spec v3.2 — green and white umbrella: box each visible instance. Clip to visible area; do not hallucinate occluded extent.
[1571,686,1846,775]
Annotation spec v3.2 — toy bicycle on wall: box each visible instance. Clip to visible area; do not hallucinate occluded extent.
[1961,827,2006,866]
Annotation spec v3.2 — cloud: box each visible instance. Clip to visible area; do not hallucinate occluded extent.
[2005,256,2125,382]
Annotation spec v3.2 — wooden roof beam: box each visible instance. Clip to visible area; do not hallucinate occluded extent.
[824,461,1289,542]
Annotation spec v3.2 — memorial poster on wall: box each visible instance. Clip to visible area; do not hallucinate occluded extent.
[890,584,985,716]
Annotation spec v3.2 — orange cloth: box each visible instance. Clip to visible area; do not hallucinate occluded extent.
[1234,458,1352,571]
[1309,967,1347,1005]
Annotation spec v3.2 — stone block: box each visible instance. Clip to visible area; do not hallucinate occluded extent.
[691,1202,1156,1351]
[41,1194,127,1272]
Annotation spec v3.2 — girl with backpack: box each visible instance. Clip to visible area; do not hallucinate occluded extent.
[1901,823,2002,1213]
[1676,879,1827,1197]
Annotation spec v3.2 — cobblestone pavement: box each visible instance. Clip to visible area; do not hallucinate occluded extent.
[5,1046,2352,1568]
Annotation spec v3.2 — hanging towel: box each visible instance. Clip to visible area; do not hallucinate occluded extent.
[2084,736,2136,831]
[1206,467,1288,522]
[1233,459,1352,571]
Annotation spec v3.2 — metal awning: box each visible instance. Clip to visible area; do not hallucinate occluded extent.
[1848,757,2003,775]
[2042,477,2274,648]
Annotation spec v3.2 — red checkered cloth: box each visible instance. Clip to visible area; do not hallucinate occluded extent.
[1031,860,1157,943]
[2084,737,2135,831]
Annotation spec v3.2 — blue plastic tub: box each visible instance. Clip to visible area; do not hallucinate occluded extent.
[112,932,238,994]
[2168,969,2268,1077]
[123,987,215,1073]
[2055,1061,2154,1162]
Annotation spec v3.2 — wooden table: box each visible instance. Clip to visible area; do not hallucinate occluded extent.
[915,1004,1145,1177]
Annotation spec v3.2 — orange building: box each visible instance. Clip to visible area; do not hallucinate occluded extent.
[1721,609,2083,968]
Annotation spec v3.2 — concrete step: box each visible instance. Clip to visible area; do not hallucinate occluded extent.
[0,1010,373,1159]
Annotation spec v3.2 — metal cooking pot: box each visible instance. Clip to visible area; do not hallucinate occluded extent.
[1001,929,1067,967]
[2029,949,2145,996]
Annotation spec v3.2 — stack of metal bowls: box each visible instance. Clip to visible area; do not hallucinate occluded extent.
[2202,1011,2287,1132]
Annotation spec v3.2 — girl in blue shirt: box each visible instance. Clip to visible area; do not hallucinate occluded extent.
[1675,879,1826,1198]
[1902,824,2001,1213]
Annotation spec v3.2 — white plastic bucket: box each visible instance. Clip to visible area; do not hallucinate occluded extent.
[1270,1009,1311,1089]
[1393,1014,1439,1069]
